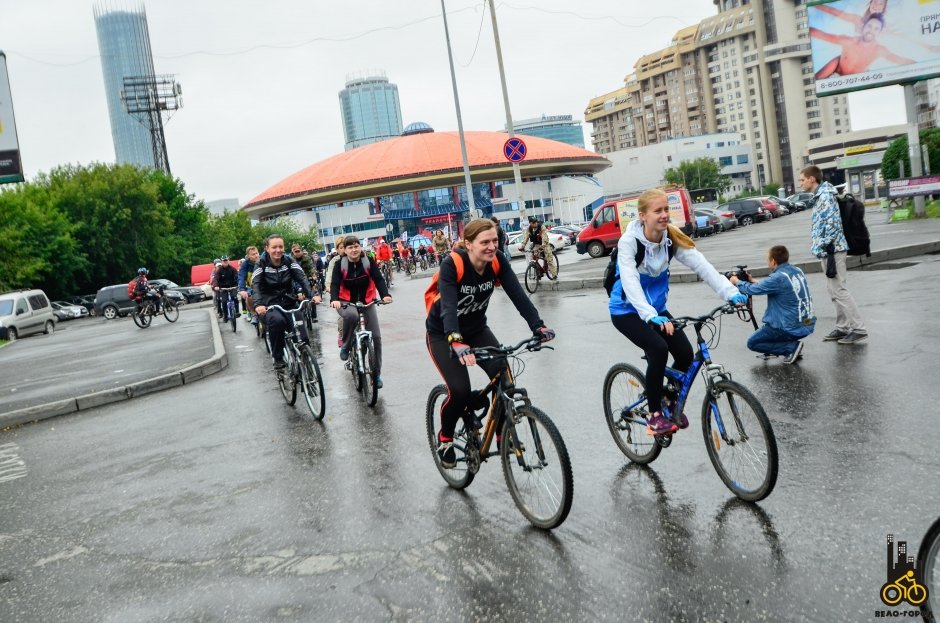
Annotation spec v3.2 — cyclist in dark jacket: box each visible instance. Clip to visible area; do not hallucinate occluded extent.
[252,235,318,369]
[213,256,239,321]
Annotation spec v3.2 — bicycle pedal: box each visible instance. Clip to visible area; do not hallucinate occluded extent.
[344,361,353,370]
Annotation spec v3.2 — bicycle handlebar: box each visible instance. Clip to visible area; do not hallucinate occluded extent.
[667,303,743,330]
[468,336,553,360]
[264,299,314,315]
[340,300,389,310]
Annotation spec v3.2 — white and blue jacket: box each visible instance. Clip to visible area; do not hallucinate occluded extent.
[609,220,738,320]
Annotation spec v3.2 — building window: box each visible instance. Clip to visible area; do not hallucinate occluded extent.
[737,154,748,164]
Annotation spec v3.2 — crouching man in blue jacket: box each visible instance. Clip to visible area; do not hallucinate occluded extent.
[730,245,815,365]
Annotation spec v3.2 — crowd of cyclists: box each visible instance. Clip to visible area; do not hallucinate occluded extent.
[169,184,844,470]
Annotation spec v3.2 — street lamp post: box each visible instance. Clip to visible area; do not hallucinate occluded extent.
[439,0,476,220]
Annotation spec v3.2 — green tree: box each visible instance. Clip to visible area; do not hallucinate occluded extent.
[0,183,86,297]
[882,128,940,181]
[663,157,731,195]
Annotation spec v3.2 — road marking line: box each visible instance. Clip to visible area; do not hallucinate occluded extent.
[0,443,27,483]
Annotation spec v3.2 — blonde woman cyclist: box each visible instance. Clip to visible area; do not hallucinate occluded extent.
[609,189,747,436]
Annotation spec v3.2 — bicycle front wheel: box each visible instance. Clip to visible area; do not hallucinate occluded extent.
[360,339,378,407]
[425,384,474,489]
[133,306,151,328]
[603,363,661,464]
[524,264,539,294]
[278,345,298,405]
[298,344,325,420]
[701,380,778,502]
[501,406,573,530]
[919,517,940,618]
[230,300,238,332]
[163,300,179,323]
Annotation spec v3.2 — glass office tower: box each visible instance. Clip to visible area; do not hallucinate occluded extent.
[339,72,403,151]
[94,4,158,168]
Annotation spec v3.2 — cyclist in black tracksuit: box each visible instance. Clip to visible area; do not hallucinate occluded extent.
[425,218,555,468]
[252,235,318,369]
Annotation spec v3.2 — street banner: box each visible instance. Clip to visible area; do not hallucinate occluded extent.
[0,53,24,184]
[887,174,940,198]
[809,0,940,97]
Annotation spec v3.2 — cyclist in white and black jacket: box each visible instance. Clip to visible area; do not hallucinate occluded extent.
[252,235,319,369]
[425,218,555,469]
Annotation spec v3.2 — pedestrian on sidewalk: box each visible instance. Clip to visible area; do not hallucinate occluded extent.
[729,245,816,364]
[799,165,867,345]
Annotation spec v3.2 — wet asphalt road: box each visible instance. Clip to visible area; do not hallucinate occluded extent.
[1,253,939,622]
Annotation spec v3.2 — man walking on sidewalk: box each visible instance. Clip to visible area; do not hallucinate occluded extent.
[799,165,867,344]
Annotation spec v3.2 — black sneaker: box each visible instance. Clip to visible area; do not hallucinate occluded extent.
[823,329,850,342]
[437,436,456,469]
[273,358,287,370]
[838,331,868,345]
[783,341,804,364]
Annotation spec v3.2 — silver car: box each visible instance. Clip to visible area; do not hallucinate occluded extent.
[695,206,738,232]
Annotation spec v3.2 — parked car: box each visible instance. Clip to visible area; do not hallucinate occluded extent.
[506,231,567,259]
[695,206,738,231]
[759,196,791,216]
[721,199,770,227]
[693,212,718,237]
[69,294,98,316]
[149,279,205,303]
[94,283,185,320]
[51,301,89,321]
[0,289,57,341]
[786,192,815,211]
[547,225,582,246]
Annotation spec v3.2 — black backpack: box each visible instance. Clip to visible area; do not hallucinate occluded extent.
[603,240,676,296]
[836,193,871,257]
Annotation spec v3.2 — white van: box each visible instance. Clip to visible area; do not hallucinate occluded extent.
[0,289,57,341]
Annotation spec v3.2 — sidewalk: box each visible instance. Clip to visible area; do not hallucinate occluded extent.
[0,307,227,429]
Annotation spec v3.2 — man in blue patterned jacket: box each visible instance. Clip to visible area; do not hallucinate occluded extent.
[799,165,867,345]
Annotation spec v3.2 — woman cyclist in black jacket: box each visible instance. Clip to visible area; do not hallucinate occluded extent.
[425,218,555,468]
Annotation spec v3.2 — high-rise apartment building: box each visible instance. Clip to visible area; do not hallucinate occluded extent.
[507,115,585,148]
[339,72,403,151]
[94,4,159,169]
[585,0,852,193]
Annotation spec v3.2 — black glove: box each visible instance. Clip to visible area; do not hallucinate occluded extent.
[535,326,555,343]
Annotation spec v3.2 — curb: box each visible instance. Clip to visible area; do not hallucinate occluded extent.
[523,240,940,292]
[0,308,228,429]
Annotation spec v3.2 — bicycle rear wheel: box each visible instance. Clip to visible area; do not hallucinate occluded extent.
[278,344,298,405]
[133,306,152,328]
[701,380,778,501]
[425,384,475,489]
[360,339,378,407]
[163,300,179,323]
[524,264,539,294]
[603,363,661,464]
[260,321,270,353]
[501,405,573,530]
[298,344,325,420]
[919,517,940,618]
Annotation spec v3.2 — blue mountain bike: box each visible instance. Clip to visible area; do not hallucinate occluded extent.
[603,303,778,502]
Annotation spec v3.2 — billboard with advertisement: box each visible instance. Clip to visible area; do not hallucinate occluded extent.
[809,0,940,97]
[0,52,24,184]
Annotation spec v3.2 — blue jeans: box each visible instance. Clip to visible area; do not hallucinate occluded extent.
[747,325,801,357]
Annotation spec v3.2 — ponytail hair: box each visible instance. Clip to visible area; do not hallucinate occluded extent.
[637,189,696,250]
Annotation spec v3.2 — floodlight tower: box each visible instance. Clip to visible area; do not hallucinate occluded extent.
[120,74,182,176]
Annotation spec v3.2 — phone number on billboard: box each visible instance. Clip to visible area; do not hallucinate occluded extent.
[823,73,883,88]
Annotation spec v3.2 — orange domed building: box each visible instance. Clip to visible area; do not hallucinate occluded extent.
[244,124,610,248]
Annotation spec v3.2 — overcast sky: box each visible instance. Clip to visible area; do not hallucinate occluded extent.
[2,0,907,204]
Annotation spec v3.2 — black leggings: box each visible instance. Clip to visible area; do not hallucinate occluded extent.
[427,329,504,439]
[611,312,693,414]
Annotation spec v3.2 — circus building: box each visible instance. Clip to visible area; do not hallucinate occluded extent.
[243,123,610,249]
